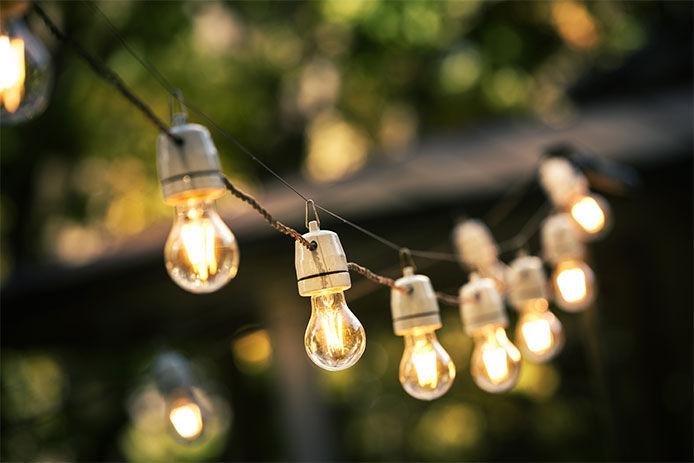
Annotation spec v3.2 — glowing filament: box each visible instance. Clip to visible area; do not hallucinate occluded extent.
[319,302,345,356]
[411,343,438,387]
[482,346,509,383]
[181,219,217,281]
[0,35,25,113]
[169,401,203,440]
[571,196,605,233]
[556,267,587,303]
[521,319,553,353]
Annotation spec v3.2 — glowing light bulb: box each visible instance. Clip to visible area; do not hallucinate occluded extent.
[0,16,51,124]
[553,259,595,312]
[169,397,204,440]
[515,299,564,362]
[570,194,609,237]
[305,291,365,370]
[470,325,521,393]
[399,328,455,400]
[165,197,239,293]
[0,35,24,112]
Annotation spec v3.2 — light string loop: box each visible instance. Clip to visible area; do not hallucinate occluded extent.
[305,199,320,230]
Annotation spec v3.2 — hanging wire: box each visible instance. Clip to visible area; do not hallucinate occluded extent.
[53,2,550,280]
[31,3,181,145]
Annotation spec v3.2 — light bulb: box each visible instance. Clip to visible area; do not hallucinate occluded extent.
[169,396,204,440]
[305,291,365,370]
[570,193,610,238]
[164,197,239,293]
[0,17,51,124]
[552,259,595,312]
[514,298,564,362]
[399,328,455,400]
[470,325,521,393]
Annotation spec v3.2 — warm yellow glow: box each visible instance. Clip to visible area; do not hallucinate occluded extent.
[571,196,605,234]
[482,346,508,383]
[551,0,598,50]
[556,267,587,303]
[320,301,345,356]
[0,35,25,113]
[521,319,553,353]
[232,330,273,372]
[411,341,438,388]
[181,218,217,281]
[169,401,203,440]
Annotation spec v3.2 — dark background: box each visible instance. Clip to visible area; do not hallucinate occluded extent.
[1,1,692,461]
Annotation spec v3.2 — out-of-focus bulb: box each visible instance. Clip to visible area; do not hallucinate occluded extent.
[570,194,609,237]
[399,328,455,400]
[507,255,564,362]
[515,299,564,362]
[169,397,203,440]
[553,259,595,312]
[0,34,24,112]
[164,197,239,293]
[0,15,51,124]
[460,276,521,393]
[470,325,521,393]
[305,291,365,371]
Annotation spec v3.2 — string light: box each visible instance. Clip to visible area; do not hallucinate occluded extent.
[507,254,564,362]
[154,352,206,441]
[295,219,365,371]
[541,213,596,312]
[539,157,612,240]
[453,219,509,291]
[391,266,456,400]
[0,1,51,124]
[24,5,632,402]
[156,109,239,293]
[459,276,521,393]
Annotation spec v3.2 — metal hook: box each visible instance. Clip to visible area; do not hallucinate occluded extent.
[305,199,320,229]
[399,248,416,272]
[169,88,187,125]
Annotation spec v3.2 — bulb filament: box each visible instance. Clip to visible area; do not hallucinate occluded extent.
[169,400,203,440]
[571,196,605,233]
[556,267,587,303]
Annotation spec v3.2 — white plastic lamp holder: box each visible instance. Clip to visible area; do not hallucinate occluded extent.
[295,220,351,296]
[390,266,441,335]
[506,255,548,311]
[459,276,508,335]
[541,213,585,265]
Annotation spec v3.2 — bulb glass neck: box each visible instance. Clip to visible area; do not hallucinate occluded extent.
[174,197,215,215]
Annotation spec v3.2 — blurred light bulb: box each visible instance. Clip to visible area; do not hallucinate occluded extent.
[515,299,564,362]
[165,197,239,293]
[169,397,203,440]
[470,325,521,393]
[570,194,609,237]
[553,259,595,312]
[0,17,51,124]
[399,328,455,400]
[305,291,365,370]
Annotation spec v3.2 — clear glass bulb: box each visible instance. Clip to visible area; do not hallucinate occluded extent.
[305,291,365,371]
[515,298,564,362]
[470,325,521,393]
[570,193,610,239]
[552,259,595,312]
[399,328,456,400]
[165,197,239,293]
[0,19,51,124]
[168,396,204,440]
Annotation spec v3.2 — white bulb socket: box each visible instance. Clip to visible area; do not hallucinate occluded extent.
[295,221,351,297]
[453,219,508,291]
[390,267,442,336]
[156,120,226,204]
[506,255,548,311]
[459,276,508,335]
[539,157,588,209]
[541,213,585,265]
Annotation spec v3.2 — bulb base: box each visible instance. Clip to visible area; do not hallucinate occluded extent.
[507,255,548,310]
[459,277,508,335]
[453,219,499,270]
[154,352,193,396]
[391,267,441,335]
[539,157,587,208]
[156,123,225,204]
[541,213,585,265]
[295,221,351,296]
